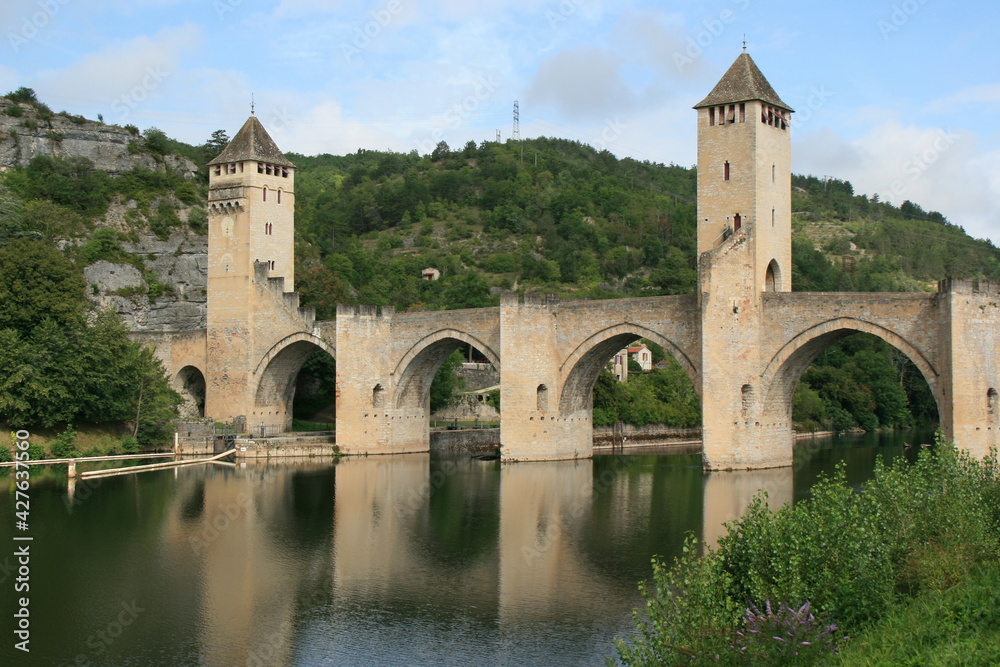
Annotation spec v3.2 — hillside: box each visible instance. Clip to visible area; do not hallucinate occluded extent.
[2,87,998,436]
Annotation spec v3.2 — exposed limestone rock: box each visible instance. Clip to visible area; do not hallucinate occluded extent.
[83,260,145,293]
[86,230,208,332]
[0,99,197,178]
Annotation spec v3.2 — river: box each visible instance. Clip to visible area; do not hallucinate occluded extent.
[0,428,933,665]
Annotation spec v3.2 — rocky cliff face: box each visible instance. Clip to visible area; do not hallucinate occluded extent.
[0,98,197,177]
[85,230,208,333]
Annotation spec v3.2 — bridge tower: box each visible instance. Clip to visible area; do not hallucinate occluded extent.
[204,115,298,423]
[695,51,795,468]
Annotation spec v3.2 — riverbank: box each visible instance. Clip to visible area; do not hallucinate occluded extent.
[613,438,1000,665]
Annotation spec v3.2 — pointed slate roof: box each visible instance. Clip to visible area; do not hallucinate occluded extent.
[207,115,295,167]
[694,52,793,112]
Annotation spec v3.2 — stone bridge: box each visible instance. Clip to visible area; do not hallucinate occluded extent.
[144,51,1000,469]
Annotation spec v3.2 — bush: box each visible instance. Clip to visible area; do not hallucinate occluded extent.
[26,442,46,460]
[50,425,79,458]
[5,87,38,104]
[4,104,23,117]
[614,437,1000,665]
[120,435,139,454]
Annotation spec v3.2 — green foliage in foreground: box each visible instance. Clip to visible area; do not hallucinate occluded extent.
[0,239,181,442]
[613,438,1000,666]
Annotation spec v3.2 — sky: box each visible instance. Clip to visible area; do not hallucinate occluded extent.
[2,0,999,243]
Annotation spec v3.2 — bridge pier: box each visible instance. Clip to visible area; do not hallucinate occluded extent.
[500,293,593,461]
[335,304,429,455]
[938,279,1000,458]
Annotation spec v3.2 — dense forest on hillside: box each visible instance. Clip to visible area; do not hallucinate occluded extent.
[2,87,998,437]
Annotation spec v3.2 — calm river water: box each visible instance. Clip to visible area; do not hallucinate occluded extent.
[1,429,932,666]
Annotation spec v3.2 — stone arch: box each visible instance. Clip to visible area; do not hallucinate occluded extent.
[760,317,941,423]
[252,333,336,408]
[765,259,781,292]
[558,323,699,415]
[174,365,206,418]
[392,329,500,411]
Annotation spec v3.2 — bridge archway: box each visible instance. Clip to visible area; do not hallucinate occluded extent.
[760,317,941,424]
[174,365,206,418]
[392,329,500,411]
[252,333,336,428]
[558,324,699,415]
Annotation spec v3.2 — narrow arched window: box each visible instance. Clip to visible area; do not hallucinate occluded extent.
[988,388,998,417]
[277,190,282,204]
[724,161,730,181]
[741,384,754,418]
[373,384,385,408]
[263,187,268,202]
[537,384,548,412]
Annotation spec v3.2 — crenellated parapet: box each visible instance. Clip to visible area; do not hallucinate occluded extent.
[939,277,1000,296]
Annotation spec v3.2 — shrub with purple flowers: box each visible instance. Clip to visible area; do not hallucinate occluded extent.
[730,599,841,665]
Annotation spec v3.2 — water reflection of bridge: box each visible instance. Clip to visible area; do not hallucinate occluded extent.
[153,455,799,664]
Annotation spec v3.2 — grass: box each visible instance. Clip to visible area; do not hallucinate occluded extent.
[832,564,1000,665]
[291,419,334,432]
[3,423,131,455]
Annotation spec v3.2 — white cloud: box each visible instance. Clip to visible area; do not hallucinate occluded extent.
[794,121,1000,244]
[525,46,635,121]
[31,24,202,120]
[927,83,1000,112]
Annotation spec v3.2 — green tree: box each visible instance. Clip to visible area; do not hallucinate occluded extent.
[0,239,86,335]
[429,349,465,413]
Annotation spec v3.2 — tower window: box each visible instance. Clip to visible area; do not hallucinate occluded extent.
[239,162,244,173]
[772,208,775,227]
[277,190,281,204]
[537,384,548,411]
[709,107,715,126]
[263,187,267,202]
[728,104,735,123]
[267,164,274,175]
[734,212,741,231]
[258,162,264,174]
[772,164,776,183]
[724,161,730,181]
[739,103,745,122]
[214,165,221,176]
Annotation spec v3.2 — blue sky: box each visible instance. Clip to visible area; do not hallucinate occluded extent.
[3,0,999,243]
